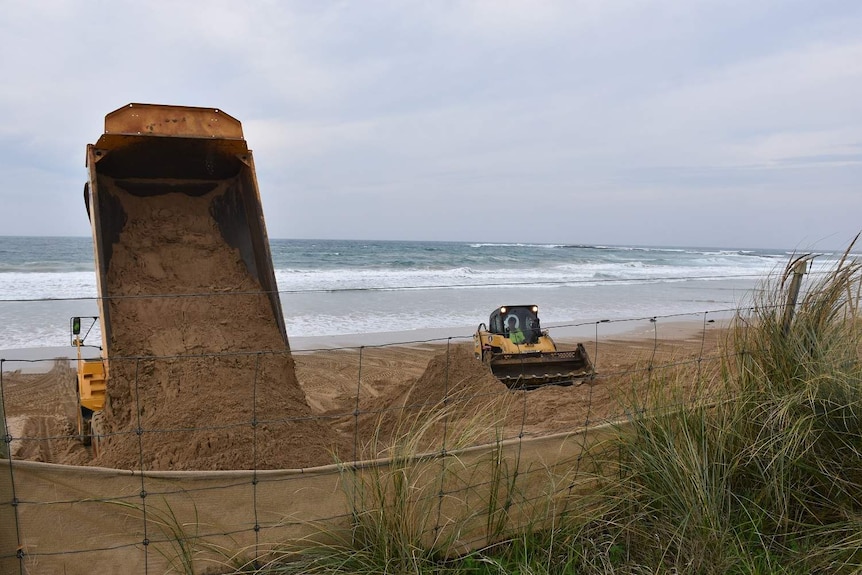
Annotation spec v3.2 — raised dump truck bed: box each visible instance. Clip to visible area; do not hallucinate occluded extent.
[85,103,286,355]
[80,104,333,470]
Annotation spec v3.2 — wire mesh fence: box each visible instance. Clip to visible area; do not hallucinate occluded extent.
[0,303,755,574]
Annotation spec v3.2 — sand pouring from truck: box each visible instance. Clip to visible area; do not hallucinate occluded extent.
[75,103,290,456]
[473,305,594,389]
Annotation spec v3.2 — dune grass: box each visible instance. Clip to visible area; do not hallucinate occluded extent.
[539,242,862,574]
[236,240,862,574]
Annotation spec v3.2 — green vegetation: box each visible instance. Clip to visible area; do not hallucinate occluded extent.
[240,242,862,574]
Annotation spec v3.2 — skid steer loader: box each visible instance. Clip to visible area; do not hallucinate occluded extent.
[473,305,594,389]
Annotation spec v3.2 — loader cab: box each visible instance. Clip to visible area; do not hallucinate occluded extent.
[489,305,542,344]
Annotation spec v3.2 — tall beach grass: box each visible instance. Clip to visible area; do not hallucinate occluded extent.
[549,240,862,574]
[236,240,862,574]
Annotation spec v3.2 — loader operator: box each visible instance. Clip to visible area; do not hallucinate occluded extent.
[507,316,526,345]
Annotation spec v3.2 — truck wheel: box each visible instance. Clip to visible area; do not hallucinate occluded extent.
[90,411,105,458]
[77,407,93,446]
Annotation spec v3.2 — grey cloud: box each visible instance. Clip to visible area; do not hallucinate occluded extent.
[1,1,861,249]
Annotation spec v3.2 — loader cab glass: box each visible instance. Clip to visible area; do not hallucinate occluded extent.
[488,305,541,344]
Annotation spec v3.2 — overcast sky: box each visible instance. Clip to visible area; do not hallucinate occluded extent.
[1,1,860,249]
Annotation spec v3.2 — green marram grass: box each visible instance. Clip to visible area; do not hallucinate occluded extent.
[566,239,862,574]
[208,238,862,574]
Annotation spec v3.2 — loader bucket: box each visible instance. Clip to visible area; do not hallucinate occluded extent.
[489,344,594,389]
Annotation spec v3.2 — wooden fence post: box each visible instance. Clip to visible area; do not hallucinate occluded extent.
[782,259,808,336]
[0,361,6,459]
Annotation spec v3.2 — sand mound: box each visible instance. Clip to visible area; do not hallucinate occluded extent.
[410,343,506,404]
[3,328,727,468]
[363,344,511,453]
[92,185,336,470]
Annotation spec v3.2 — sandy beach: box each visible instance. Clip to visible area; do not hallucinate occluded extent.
[0,318,729,470]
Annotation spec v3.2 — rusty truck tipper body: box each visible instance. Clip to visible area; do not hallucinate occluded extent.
[84,103,287,355]
[76,103,302,459]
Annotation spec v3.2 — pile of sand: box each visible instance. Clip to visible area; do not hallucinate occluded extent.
[92,183,337,470]
[360,344,514,453]
[0,255,726,470]
[410,344,506,404]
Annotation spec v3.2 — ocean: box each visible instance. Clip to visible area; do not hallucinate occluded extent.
[0,236,834,350]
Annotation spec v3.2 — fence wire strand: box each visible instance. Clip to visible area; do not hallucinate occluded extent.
[0,303,755,572]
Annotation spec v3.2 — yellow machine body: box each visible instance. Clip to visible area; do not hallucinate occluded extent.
[71,317,107,449]
[76,354,107,413]
[473,305,594,388]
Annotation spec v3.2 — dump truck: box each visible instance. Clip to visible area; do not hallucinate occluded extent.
[70,316,106,447]
[78,103,289,454]
[473,305,594,388]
